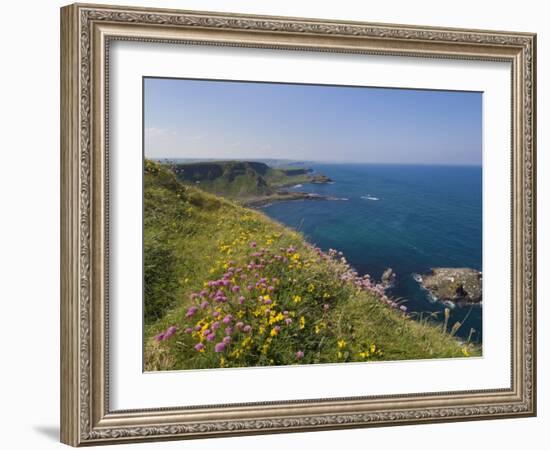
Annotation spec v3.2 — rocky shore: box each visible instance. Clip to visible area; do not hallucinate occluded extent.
[244,191,345,207]
[415,268,482,304]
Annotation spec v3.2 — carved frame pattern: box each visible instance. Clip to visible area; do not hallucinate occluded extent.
[60,3,536,446]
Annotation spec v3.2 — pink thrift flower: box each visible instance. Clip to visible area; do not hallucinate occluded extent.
[222,314,233,324]
[250,241,257,248]
[323,304,330,311]
[232,285,240,293]
[214,342,226,353]
[185,306,198,318]
[206,333,216,342]
[225,327,233,336]
[243,325,252,333]
[222,336,231,345]
[285,318,292,325]
[200,300,209,309]
[184,327,193,334]
[164,326,177,339]
[211,321,220,331]
[154,333,165,342]
[194,343,205,351]
[238,296,246,305]
[295,351,304,360]
[235,322,244,330]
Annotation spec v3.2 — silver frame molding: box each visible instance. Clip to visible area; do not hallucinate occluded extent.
[60,3,536,446]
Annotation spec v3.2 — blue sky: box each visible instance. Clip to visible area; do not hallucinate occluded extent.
[144,77,482,165]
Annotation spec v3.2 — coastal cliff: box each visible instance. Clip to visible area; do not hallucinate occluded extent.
[144,160,478,371]
[168,160,332,205]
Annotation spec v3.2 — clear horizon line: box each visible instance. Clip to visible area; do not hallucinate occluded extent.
[148,156,482,167]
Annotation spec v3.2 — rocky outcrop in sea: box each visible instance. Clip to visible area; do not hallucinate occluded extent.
[415,268,482,304]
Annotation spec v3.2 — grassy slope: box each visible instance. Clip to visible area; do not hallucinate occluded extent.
[144,160,478,371]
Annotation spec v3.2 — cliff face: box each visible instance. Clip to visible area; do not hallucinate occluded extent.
[170,160,330,200]
[174,161,270,179]
[173,161,272,197]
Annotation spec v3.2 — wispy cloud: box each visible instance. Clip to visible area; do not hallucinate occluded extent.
[145,127,172,137]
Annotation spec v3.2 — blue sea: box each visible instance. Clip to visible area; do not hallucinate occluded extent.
[262,164,482,343]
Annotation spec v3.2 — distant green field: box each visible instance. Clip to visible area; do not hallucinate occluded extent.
[144,160,479,371]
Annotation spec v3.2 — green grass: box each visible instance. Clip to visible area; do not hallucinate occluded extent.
[144,160,479,371]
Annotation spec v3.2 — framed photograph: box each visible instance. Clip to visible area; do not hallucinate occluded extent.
[60,3,536,446]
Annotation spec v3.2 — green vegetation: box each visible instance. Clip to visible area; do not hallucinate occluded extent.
[170,160,329,203]
[144,160,479,371]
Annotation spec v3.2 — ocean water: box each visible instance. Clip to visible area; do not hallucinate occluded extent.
[262,164,483,343]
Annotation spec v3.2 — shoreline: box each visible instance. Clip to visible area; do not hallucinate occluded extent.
[243,190,347,207]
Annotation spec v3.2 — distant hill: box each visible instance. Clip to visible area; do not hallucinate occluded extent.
[170,160,328,201]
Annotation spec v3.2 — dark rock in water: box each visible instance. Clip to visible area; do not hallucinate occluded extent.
[310,174,333,184]
[381,267,396,289]
[418,268,482,303]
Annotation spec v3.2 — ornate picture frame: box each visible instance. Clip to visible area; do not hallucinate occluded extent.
[60,3,536,446]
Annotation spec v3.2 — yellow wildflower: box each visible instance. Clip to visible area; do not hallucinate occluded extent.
[293,295,302,303]
[299,316,306,329]
[269,313,283,325]
[230,349,243,359]
[337,339,347,349]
